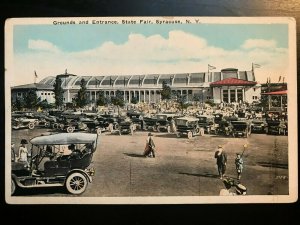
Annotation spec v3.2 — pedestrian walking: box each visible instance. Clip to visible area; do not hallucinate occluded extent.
[214,145,227,179]
[144,133,156,158]
[235,153,244,181]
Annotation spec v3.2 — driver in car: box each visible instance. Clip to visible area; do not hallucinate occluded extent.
[67,144,82,160]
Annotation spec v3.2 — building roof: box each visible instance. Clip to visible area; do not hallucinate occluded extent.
[210,78,257,86]
[262,90,287,95]
[11,83,53,90]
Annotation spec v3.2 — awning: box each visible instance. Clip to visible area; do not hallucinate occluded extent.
[262,90,287,95]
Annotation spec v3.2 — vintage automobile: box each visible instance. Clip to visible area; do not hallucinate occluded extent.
[251,119,267,133]
[197,115,215,134]
[175,117,200,139]
[11,117,38,130]
[266,119,287,135]
[53,116,88,133]
[117,118,136,135]
[231,121,251,138]
[143,115,158,131]
[11,133,98,195]
[155,113,177,133]
[265,111,288,135]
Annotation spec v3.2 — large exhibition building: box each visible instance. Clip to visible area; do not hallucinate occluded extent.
[11,68,261,105]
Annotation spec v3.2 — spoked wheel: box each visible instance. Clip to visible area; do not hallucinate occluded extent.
[11,179,16,195]
[65,172,88,195]
[66,126,74,133]
[28,123,35,130]
[187,131,193,139]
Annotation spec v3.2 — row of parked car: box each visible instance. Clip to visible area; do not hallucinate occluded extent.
[11,109,288,138]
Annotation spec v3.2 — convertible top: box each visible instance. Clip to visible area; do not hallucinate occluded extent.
[30,133,98,145]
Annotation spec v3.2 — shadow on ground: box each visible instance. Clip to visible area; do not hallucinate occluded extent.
[257,162,288,169]
[154,133,182,138]
[123,153,145,158]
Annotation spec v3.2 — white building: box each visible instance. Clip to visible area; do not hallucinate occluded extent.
[12,67,261,105]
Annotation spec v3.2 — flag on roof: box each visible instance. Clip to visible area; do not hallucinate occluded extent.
[208,64,216,70]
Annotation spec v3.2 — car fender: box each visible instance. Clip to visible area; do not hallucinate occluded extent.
[66,169,92,183]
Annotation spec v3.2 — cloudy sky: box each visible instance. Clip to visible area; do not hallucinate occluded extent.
[11,23,289,86]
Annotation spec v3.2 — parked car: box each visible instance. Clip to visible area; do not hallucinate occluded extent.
[175,117,200,139]
[197,115,215,134]
[11,117,37,130]
[118,118,135,135]
[155,113,177,133]
[11,133,98,195]
[251,119,267,133]
[231,121,251,138]
[143,115,158,131]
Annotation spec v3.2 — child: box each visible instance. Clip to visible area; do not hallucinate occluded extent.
[235,153,244,181]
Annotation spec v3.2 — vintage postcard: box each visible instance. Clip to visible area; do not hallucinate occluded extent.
[5,17,297,204]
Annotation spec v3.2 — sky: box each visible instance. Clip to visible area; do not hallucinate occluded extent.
[11,23,289,86]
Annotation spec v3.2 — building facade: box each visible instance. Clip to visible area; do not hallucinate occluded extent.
[11,83,55,104]
[12,68,261,106]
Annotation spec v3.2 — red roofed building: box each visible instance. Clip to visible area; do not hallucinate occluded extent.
[210,77,261,104]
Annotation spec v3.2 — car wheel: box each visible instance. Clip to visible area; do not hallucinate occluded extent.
[11,179,16,195]
[66,126,74,133]
[96,128,102,135]
[114,123,119,130]
[53,123,58,129]
[28,123,35,130]
[45,122,50,128]
[65,172,88,195]
[187,131,193,139]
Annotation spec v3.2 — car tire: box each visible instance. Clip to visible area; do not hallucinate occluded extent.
[11,179,16,195]
[45,122,50,128]
[96,128,102,135]
[28,123,35,130]
[66,126,74,133]
[65,172,88,195]
[53,123,58,129]
[187,131,193,139]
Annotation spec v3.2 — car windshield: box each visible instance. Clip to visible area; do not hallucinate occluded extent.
[176,119,187,126]
[156,115,167,120]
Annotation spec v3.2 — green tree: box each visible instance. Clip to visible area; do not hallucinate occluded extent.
[75,79,88,108]
[176,94,189,114]
[24,90,39,109]
[53,77,64,109]
[131,96,138,104]
[111,90,124,115]
[13,97,24,111]
[37,99,53,110]
[161,81,172,101]
[96,91,106,106]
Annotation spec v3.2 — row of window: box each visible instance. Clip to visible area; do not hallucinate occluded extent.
[40,92,54,95]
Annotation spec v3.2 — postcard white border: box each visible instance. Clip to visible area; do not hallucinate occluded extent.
[5,17,298,204]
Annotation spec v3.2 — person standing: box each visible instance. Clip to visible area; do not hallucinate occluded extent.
[144,133,156,158]
[18,139,29,163]
[214,145,227,179]
[235,153,244,181]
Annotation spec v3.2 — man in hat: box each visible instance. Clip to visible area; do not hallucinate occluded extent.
[67,144,81,160]
[144,133,156,158]
[18,139,29,163]
[214,145,227,179]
